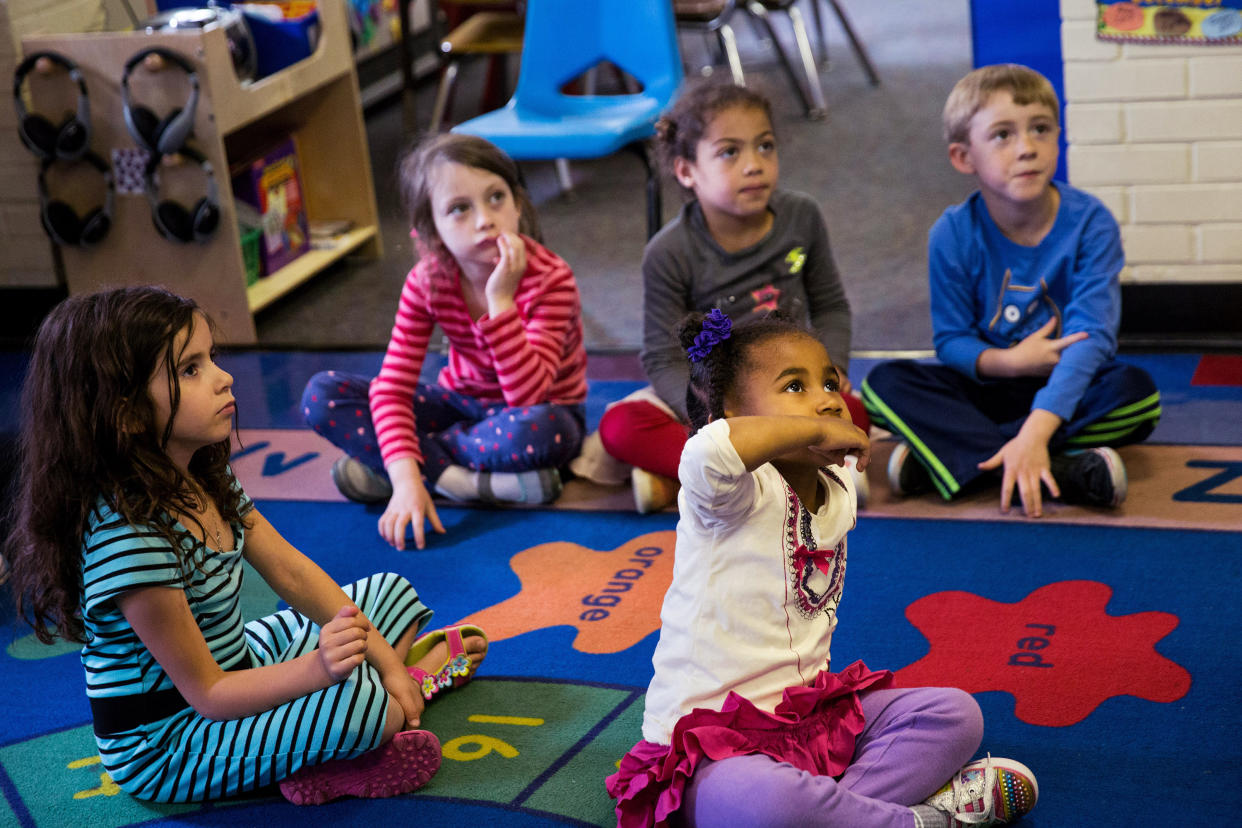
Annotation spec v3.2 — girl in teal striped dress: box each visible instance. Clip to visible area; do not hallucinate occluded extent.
[5,286,488,805]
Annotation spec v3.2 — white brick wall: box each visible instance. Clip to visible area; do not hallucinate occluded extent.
[1197,142,1242,181]
[1202,224,1242,262]
[1068,144,1190,186]
[1060,0,1242,282]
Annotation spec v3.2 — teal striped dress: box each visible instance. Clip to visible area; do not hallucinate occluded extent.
[79,481,433,803]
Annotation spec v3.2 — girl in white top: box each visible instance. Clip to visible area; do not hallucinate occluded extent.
[606,310,1039,828]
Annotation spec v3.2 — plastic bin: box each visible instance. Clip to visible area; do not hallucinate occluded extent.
[152,1,321,79]
[237,4,321,79]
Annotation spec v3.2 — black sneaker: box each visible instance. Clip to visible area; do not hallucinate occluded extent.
[1049,447,1127,508]
[886,442,933,497]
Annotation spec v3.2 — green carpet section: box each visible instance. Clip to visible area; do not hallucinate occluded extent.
[0,679,645,827]
[0,725,194,827]
[412,678,641,825]
[521,693,645,825]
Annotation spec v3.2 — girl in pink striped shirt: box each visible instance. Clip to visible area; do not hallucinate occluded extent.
[304,134,588,550]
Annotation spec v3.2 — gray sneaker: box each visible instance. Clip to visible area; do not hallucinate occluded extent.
[1050,446,1127,508]
[331,456,393,503]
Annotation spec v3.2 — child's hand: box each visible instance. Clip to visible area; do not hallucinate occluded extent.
[808,419,870,471]
[379,459,446,551]
[994,318,1088,378]
[977,409,1062,517]
[317,605,370,682]
[484,231,526,313]
[380,664,426,729]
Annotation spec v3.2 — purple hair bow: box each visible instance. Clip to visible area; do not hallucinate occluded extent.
[687,308,732,363]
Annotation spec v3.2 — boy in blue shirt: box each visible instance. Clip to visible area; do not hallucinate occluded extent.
[862,64,1160,518]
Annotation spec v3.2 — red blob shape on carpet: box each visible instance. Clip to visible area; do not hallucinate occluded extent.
[895,580,1191,727]
[1191,354,1242,387]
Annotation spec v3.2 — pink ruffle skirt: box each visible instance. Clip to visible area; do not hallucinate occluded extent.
[605,661,893,828]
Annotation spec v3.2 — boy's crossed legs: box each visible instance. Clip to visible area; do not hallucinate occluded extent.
[860,359,1159,505]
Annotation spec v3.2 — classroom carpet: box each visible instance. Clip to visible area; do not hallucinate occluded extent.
[1,350,1240,827]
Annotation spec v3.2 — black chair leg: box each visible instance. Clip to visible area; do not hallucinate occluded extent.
[825,0,879,86]
[629,141,662,240]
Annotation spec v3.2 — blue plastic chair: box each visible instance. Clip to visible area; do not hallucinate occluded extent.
[451,0,683,239]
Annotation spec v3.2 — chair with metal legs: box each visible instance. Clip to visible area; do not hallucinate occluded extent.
[744,0,878,119]
[428,0,524,132]
[674,0,744,85]
[807,0,879,86]
[451,0,683,241]
[743,0,827,118]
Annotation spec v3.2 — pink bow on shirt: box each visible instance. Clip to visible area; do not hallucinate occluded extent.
[793,543,836,576]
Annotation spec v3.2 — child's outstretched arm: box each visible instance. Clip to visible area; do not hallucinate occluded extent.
[243,508,425,726]
[369,266,445,550]
[725,415,870,473]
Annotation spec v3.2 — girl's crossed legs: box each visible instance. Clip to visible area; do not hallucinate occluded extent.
[303,371,583,487]
[679,687,983,828]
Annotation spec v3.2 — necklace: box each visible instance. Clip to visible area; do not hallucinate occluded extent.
[200,501,225,550]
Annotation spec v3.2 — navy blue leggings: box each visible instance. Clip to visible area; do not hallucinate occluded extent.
[302,370,585,486]
[861,359,1160,499]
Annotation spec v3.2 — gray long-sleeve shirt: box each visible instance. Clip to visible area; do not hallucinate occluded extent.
[640,190,853,419]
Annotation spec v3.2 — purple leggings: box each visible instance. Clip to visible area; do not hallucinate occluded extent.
[302,370,585,486]
[679,687,983,828]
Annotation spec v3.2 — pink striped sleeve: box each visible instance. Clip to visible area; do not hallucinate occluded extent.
[477,240,588,407]
[369,265,435,467]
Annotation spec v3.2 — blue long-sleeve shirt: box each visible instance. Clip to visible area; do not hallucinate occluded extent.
[928,184,1124,422]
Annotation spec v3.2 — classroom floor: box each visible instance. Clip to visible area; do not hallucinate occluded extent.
[1,347,1240,828]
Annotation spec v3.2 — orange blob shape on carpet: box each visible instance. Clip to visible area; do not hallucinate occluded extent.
[459,530,676,654]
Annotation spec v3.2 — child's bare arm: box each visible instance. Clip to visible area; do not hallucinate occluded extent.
[244,508,426,726]
[724,415,870,473]
[116,586,342,721]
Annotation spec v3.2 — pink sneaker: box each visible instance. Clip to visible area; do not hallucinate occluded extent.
[280,729,442,806]
[924,755,1038,826]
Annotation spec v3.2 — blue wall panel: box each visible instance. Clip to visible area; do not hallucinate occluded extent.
[969,0,1069,181]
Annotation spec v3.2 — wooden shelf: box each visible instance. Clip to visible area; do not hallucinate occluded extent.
[247,225,378,312]
[23,0,382,344]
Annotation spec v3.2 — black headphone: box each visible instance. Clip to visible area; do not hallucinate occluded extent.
[121,47,200,155]
[38,150,114,248]
[144,145,220,244]
[13,50,91,161]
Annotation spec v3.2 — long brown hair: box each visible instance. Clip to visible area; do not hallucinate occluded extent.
[399,132,542,263]
[5,286,246,644]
